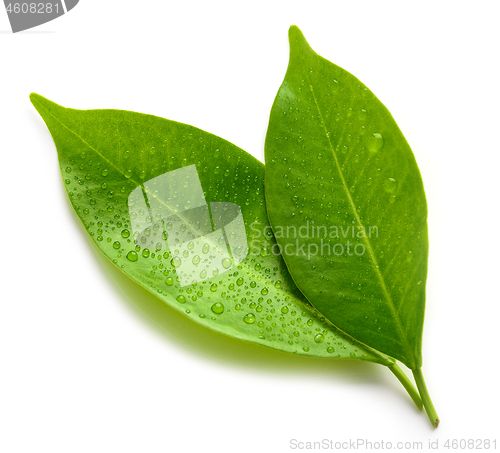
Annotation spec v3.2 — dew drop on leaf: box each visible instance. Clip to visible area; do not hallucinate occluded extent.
[384,177,398,193]
[126,251,138,262]
[367,132,384,153]
[314,334,324,343]
[244,313,256,324]
[211,302,224,314]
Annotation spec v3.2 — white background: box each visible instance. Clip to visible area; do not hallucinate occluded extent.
[1,1,499,452]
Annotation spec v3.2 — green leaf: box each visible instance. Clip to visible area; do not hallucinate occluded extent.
[264,27,428,371]
[30,93,393,364]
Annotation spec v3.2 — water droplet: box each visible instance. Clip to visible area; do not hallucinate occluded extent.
[121,229,130,238]
[327,347,335,354]
[384,177,397,193]
[236,277,244,286]
[261,288,269,295]
[171,257,182,267]
[113,241,121,249]
[314,334,324,343]
[281,306,289,314]
[302,346,310,352]
[125,170,132,179]
[367,133,384,153]
[192,255,200,265]
[210,284,217,292]
[244,313,256,324]
[165,277,174,286]
[211,302,224,314]
[222,258,232,269]
[202,243,210,254]
[101,169,108,177]
[176,295,186,304]
[142,249,150,258]
[126,251,138,262]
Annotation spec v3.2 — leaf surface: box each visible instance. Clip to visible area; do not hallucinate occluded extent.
[264,27,428,369]
[31,93,393,364]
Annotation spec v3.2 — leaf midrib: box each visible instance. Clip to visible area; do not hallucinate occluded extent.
[303,71,416,367]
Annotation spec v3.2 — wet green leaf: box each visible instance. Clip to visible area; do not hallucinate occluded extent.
[31,93,393,364]
[264,27,428,371]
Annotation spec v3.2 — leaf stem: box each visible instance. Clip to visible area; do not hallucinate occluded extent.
[389,363,423,411]
[412,368,439,428]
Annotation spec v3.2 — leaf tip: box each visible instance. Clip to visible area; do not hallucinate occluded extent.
[287,25,314,57]
[288,24,302,39]
[29,93,66,117]
[288,25,306,45]
[29,92,55,110]
[29,92,42,106]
